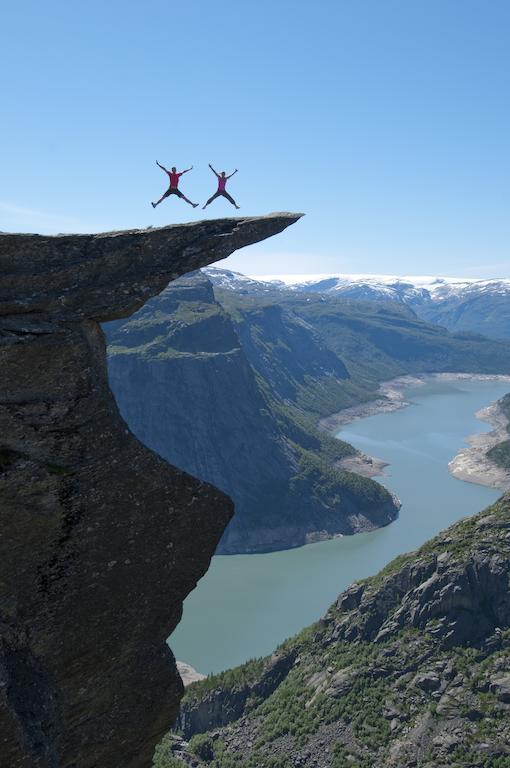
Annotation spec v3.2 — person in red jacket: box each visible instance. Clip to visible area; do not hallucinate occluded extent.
[151,161,198,208]
[202,164,240,210]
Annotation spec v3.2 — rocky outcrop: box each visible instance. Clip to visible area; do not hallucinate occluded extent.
[331,523,510,648]
[0,214,301,768]
[177,651,297,739]
[167,494,510,768]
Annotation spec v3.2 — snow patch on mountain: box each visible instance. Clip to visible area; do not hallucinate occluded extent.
[250,273,510,301]
[204,268,510,341]
[202,267,285,293]
[204,267,510,304]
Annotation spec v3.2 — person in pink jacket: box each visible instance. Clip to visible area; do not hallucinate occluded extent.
[203,164,240,210]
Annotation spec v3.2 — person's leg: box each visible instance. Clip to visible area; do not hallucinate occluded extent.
[202,191,221,209]
[152,188,171,208]
[174,189,198,207]
[222,191,240,209]
[181,194,199,207]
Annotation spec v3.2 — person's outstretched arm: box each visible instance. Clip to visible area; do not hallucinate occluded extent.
[226,168,238,179]
[209,163,220,177]
[181,165,194,174]
[156,160,168,173]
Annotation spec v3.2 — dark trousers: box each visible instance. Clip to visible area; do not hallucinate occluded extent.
[206,190,237,206]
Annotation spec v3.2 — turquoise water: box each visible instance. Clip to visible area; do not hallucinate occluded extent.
[170,377,509,674]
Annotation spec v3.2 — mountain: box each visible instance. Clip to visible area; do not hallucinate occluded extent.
[158,493,510,768]
[205,269,510,340]
[105,273,398,554]
[106,270,510,554]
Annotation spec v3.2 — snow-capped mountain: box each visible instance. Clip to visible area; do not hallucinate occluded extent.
[252,272,510,303]
[204,268,510,340]
[202,267,284,295]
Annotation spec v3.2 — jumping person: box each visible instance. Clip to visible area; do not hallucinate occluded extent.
[202,165,240,209]
[151,161,198,208]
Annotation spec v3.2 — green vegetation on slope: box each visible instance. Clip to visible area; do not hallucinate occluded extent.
[216,289,510,418]
[158,494,510,768]
[487,393,510,470]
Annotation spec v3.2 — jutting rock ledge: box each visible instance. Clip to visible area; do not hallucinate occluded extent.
[0,214,301,768]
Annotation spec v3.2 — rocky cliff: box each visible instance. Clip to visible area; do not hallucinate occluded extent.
[0,214,300,768]
[163,493,510,768]
[105,273,398,554]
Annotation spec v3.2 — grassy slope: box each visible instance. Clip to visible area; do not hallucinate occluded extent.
[156,494,510,768]
[487,393,510,469]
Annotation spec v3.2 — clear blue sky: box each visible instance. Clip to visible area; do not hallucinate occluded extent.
[2,0,509,277]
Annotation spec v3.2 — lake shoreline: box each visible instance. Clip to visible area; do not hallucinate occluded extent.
[321,373,510,488]
[172,377,510,674]
[448,400,510,491]
[319,375,424,433]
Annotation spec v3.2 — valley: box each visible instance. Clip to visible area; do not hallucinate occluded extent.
[170,376,509,674]
[105,271,510,555]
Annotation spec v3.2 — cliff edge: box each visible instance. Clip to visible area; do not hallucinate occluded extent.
[0,214,301,768]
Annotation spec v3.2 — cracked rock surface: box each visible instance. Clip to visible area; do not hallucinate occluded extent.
[0,214,301,768]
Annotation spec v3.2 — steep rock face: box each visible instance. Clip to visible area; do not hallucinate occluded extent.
[166,494,510,768]
[106,275,298,553]
[0,214,300,768]
[230,302,349,403]
[106,273,398,554]
[177,651,297,739]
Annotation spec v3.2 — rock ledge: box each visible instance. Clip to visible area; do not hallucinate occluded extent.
[0,214,301,768]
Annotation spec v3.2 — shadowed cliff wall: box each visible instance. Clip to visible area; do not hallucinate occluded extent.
[0,214,301,768]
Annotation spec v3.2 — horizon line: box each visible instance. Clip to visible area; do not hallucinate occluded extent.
[222,270,510,283]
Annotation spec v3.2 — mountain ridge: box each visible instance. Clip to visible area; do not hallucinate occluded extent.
[107,270,510,553]
[205,268,510,340]
[157,493,510,768]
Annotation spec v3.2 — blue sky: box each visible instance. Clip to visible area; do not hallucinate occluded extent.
[2,0,509,277]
